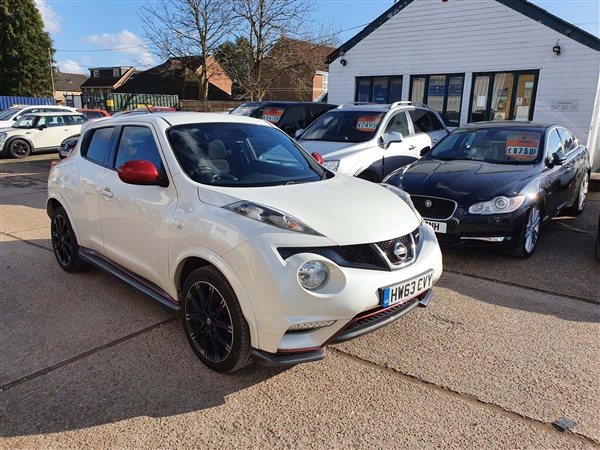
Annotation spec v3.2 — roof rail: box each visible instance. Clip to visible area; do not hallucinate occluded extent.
[389,101,428,109]
[336,102,376,108]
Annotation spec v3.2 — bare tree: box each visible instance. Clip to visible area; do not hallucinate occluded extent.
[139,0,235,100]
[227,0,339,101]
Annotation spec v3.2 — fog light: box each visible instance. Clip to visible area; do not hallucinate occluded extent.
[288,320,336,331]
[298,261,329,290]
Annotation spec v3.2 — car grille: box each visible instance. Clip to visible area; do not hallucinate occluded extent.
[411,196,457,220]
[278,227,420,271]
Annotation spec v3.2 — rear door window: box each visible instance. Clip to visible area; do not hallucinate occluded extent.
[83,127,115,165]
[409,109,434,134]
[427,111,446,131]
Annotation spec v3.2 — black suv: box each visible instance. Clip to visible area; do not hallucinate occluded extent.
[229,101,337,137]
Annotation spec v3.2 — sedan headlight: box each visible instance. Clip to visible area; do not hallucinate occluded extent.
[468,196,525,215]
[0,132,7,148]
[379,183,422,220]
[322,160,339,171]
[224,201,322,236]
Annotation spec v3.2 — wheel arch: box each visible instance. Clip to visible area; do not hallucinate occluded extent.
[174,253,259,349]
[46,194,81,240]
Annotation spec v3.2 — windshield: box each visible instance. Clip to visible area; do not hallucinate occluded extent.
[299,110,386,143]
[168,122,328,187]
[229,104,286,125]
[0,107,24,121]
[428,128,544,164]
[12,115,37,129]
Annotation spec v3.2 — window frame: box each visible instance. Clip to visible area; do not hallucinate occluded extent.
[354,76,403,104]
[468,70,539,123]
[409,73,465,127]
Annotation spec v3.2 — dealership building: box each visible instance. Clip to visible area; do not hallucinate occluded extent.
[325,0,600,170]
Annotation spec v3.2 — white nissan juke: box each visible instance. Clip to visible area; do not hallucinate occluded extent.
[47,112,442,373]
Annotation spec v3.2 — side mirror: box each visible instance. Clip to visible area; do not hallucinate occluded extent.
[420,146,431,156]
[294,129,304,139]
[311,152,323,164]
[118,160,160,185]
[381,132,403,149]
[38,124,47,130]
[550,150,567,166]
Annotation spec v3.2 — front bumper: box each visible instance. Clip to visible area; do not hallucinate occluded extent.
[223,222,443,359]
[425,206,530,246]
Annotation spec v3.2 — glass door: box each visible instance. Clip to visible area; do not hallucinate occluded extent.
[512,74,536,121]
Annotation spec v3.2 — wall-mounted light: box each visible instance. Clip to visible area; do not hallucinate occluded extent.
[340,59,347,66]
[553,40,561,56]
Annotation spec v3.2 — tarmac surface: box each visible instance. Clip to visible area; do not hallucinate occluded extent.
[1,154,599,449]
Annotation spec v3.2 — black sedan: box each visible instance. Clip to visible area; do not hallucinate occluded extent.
[384,121,591,258]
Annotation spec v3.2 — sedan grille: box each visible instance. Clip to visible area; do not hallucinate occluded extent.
[411,196,457,220]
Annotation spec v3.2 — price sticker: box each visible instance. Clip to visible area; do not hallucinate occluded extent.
[262,109,284,124]
[505,134,540,160]
[356,116,382,132]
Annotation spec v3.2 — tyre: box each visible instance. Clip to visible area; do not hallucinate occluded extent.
[565,173,589,215]
[50,207,88,272]
[181,266,251,373]
[7,139,31,159]
[505,204,541,258]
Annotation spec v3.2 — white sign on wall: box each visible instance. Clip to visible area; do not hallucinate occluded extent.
[550,100,579,111]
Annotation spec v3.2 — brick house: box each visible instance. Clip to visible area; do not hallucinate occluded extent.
[54,72,88,107]
[80,67,138,95]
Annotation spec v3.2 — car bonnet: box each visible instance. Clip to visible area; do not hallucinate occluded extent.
[197,174,420,246]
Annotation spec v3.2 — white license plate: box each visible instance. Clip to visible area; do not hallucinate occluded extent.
[425,220,447,234]
[381,270,434,308]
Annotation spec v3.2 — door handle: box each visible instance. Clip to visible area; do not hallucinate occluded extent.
[100,187,113,198]
[409,145,416,150]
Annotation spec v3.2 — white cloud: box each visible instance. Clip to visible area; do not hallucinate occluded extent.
[35,0,61,33]
[84,30,147,54]
[57,60,85,74]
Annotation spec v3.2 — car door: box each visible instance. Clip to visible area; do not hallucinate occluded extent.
[34,115,69,149]
[98,124,176,288]
[540,128,570,218]
[557,128,584,206]
[70,125,117,252]
[382,110,421,170]
[407,109,448,154]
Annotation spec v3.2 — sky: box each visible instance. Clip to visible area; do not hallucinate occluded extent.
[34,0,600,76]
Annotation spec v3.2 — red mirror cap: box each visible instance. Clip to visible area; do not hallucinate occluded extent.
[118,160,159,185]
[311,152,323,164]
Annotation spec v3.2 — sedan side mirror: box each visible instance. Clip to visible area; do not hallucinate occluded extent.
[550,150,567,166]
[118,160,161,185]
[294,129,304,139]
[381,132,403,149]
[420,146,431,156]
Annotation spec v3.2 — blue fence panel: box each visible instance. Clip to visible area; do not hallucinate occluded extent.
[0,96,55,111]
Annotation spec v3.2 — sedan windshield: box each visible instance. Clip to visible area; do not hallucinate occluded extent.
[299,111,385,143]
[428,127,544,164]
[0,107,23,121]
[168,122,328,187]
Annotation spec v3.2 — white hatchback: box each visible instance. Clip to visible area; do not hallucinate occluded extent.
[297,102,449,182]
[47,112,442,373]
[0,105,76,129]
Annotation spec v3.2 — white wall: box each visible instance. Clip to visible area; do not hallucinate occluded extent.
[328,0,600,165]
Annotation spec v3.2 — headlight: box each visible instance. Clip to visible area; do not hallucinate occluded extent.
[0,133,7,148]
[379,183,422,221]
[322,160,339,171]
[224,201,322,236]
[298,261,329,290]
[468,196,525,215]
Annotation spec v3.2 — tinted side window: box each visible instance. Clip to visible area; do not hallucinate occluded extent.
[64,115,85,125]
[409,109,433,134]
[114,126,162,170]
[546,129,563,159]
[281,107,306,135]
[84,127,115,165]
[46,115,64,127]
[558,129,576,153]
[427,111,445,131]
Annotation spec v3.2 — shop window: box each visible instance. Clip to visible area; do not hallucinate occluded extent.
[355,76,403,104]
[469,71,538,123]
[409,74,464,127]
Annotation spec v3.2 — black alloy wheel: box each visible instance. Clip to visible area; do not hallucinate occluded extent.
[8,139,31,158]
[50,207,87,272]
[181,266,251,373]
